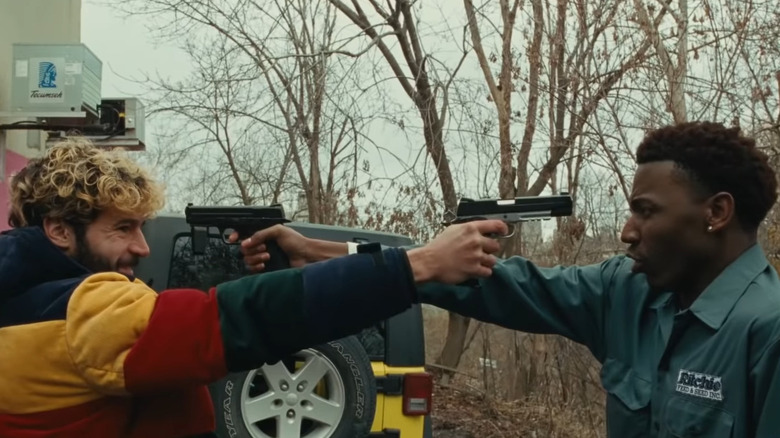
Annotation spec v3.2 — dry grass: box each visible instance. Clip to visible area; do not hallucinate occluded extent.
[423,307,606,438]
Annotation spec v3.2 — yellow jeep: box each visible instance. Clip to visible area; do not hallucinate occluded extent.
[137,214,433,438]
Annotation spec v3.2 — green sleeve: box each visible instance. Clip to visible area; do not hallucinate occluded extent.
[216,248,416,371]
[417,255,627,361]
[751,337,780,437]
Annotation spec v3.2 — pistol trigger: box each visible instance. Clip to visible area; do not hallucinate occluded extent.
[218,228,229,244]
[221,227,242,244]
[484,224,514,239]
[503,224,516,239]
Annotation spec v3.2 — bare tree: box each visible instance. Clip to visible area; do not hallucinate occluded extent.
[423,0,677,377]
[325,0,477,374]
[114,0,370,221]
[136,34,293,207]
[463,0,521,200]
[633,0,689,122]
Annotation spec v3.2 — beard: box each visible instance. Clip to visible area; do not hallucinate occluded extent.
[74,234,138,275]
[74,242,114,273]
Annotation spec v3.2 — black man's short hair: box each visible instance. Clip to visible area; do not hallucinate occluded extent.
[636,121,778,231]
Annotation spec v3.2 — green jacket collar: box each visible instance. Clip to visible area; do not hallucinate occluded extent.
[689,243,768,330]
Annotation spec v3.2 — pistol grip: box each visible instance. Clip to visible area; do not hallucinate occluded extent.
[263,240,291,272]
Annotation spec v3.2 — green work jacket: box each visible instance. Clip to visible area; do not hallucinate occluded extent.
[417,244,780,438]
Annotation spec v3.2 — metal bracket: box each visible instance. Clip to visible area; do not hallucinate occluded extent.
[0,111,87,118]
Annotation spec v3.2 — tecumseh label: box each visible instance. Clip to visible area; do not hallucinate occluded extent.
[675,369,723,401]
[28,57,65,103]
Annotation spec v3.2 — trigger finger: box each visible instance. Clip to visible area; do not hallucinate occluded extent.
[227,231,239,243]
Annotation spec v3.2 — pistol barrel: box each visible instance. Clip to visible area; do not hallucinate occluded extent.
[455,193,573,220]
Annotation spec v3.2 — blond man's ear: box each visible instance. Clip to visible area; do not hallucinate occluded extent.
[42,217,77,255]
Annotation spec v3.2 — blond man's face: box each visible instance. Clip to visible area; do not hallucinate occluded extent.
[75,208,151,277]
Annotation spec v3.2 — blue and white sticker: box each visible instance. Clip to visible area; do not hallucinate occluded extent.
[675,369,723,401]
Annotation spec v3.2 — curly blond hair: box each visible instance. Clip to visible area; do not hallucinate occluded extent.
[8,137,165,228]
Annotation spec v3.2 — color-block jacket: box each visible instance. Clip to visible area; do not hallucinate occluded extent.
[0,227,418,438]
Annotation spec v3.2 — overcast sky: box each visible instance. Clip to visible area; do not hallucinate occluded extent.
[81,1,188,100]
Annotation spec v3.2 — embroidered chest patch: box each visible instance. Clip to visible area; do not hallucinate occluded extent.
[675,369,723,401]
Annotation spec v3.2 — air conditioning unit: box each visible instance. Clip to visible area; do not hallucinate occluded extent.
[9,43,102,118]
[45,98,147,151]
[99,97,146,147]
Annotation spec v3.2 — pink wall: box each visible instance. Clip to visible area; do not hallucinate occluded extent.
[0,149,28,232]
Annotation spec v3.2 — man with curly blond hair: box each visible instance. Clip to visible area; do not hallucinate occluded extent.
[6,138,166,274]
[0,137,508,438]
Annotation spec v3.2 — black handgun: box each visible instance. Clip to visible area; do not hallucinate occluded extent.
[449,192,573,237]
[184,203,291,272]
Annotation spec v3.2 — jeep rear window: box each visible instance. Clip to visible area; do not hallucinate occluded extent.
[167,233,386,360]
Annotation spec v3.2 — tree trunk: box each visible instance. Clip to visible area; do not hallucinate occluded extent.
[415,70,463,374]
[633,0,688,123]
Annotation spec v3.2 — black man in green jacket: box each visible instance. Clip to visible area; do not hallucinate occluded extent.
[250,121,780,438]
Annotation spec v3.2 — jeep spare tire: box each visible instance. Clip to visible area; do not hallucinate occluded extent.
[211,336,377,438]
